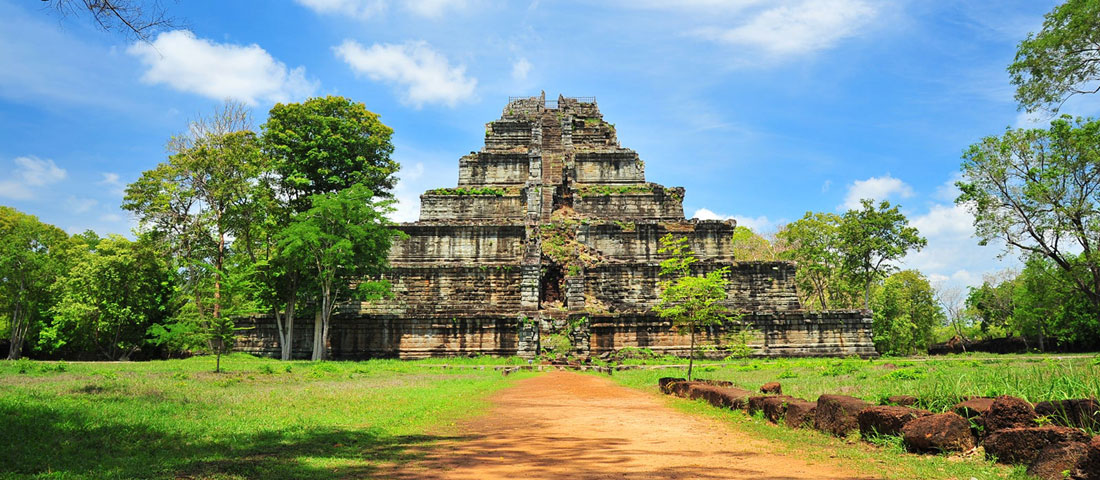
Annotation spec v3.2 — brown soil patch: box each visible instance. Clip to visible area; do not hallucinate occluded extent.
[386,371,875,479]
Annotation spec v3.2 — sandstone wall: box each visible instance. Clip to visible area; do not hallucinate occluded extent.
[572,189,685,221]
[584,261,801,313]
[576,220,734,262]
[390,224,525,263]
[234,314,521,360]
[358,265,524,315]
[574,151,645,184]
[236,310,874,360]
[458,153,530,186]
[587,311,875,358]
[419,194,524,221]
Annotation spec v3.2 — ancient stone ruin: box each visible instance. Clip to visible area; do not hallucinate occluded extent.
[238,93,876,359]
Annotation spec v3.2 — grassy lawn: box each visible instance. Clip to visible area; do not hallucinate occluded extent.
[0,354,529,479]
[611,353,1100,413]
[605,353,1100,480]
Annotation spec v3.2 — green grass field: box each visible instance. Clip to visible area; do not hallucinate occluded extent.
[610,353,1100,414]
[0,354,529,479]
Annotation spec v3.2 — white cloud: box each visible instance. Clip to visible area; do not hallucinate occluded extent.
[295,0,469,19]
[511,58,532,81]
[67,196,98,214]
[404,0,469,18]
[900,202,1012,289]
[99,172,126,196]
[841,174,913,210]
[128,30,317,105]
[294,0,386,19]
[695,0,878,58]
[334,40,477,107]
[0,156,67,200]
[691,208,777,232]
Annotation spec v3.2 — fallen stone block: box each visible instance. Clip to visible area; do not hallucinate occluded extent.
[760,382,782,394]
[708,387,752,410]
[1035,398,1100,431]
[954,397,995,418]
[885,395,918,407]
[1026,441,1089,480]
[659,377,685,395]
[815,394,871,437]
[761,396,798,423]
[858,405,931,439]
[785,400,817,429]
[1071,435,1100,480]
[901,412,975,453]
[701,379,734,387]
[984,426,1091,465]
[985,395,1038,432]
[668,381,701,397]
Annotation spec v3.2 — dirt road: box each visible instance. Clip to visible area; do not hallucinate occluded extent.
[388,371,874,479]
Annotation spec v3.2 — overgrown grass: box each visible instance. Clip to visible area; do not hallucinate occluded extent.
[654,395,1032,480]
[611,353,1100,414]
[0,354,530,479]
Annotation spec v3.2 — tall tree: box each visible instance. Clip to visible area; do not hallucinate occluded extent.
[1009,0,1100,113]
[839,200,926,308]
[653,234,731,381]
[957,117,1100,315]
[261,96,400,359]
[870,270,944,355]
[777,212,856,310]
[278,184,401,361]
[124,102,264,364]
[0,207,70,360]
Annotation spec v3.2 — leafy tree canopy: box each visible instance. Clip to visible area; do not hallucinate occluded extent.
[1009,0,1100,113]
[263,96,399,211]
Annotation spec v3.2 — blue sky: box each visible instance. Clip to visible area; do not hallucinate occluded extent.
[3,0,1099,290]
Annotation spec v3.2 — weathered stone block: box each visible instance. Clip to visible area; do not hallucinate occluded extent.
[858,405,931,439]
[986,395,1038,432]
[815,395,871,437]
[985,426,1090,464]
[1027,441,1089,480]
[901,413,975,453]
[785,400,817,429]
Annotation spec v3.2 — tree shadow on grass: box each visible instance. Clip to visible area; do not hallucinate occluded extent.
[0,401,476,479]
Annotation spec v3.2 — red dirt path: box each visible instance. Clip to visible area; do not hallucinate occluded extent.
[387,371,875,479]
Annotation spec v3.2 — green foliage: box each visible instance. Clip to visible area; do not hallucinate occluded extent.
[654,234,731,380]
[43,234,175,360]
[279,183,403,360]
[871,271,944,355]
[576,184,657,197]
[263,96,399,210]
[1009,0,1100,113]
[731,226,781,262]
[427,187,505,196]
[839,200,927,308]
[0,206,72,360]
[959,117,1100,323]
[777,212,859,310]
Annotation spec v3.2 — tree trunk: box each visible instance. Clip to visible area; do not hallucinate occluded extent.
[7,304,25,360]
[311,309,323,361]
[213,228,225,320]
[687,326,696,381]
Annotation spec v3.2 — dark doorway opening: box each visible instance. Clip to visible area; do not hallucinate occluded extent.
[540,264,564,306]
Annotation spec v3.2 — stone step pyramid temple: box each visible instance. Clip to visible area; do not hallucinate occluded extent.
[238,94,876,359]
